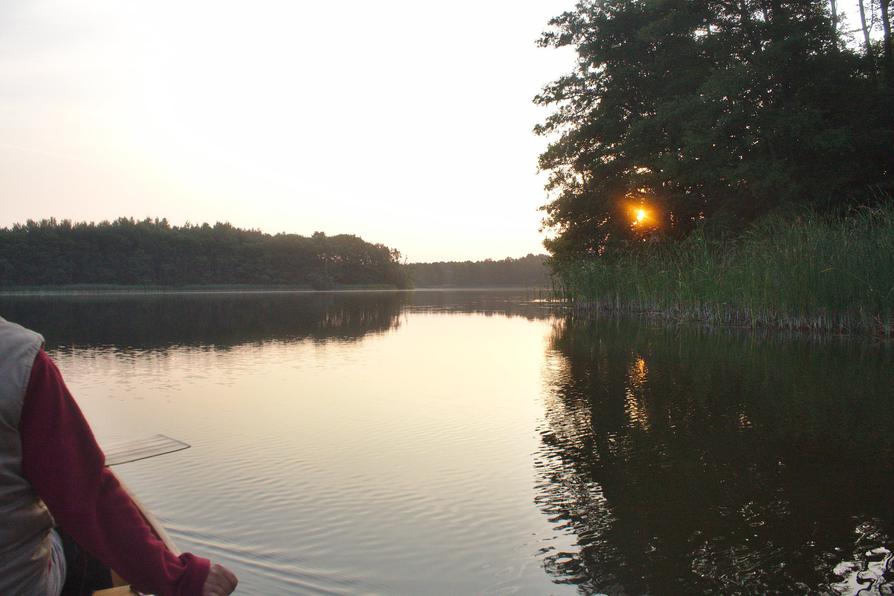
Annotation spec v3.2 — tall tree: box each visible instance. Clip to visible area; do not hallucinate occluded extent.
[857,0,872,55]
[535,0,892,261]
[829,0,838,43]
[882,0,893,77]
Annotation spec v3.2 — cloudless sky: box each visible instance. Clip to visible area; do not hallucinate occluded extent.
[0,0,577,262]
[0,1,868,262]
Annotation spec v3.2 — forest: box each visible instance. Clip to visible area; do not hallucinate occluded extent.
[0,219,552,290]
[0,218,410,289]
[406,254,550,288]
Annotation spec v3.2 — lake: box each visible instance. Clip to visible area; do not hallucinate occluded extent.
[3,290,893,594]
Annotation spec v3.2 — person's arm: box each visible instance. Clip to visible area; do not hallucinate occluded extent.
[19,349,234,596]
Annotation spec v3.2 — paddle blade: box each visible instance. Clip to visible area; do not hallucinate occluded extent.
[103,434,190,467]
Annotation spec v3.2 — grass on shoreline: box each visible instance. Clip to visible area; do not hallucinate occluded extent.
[555,205,894,336]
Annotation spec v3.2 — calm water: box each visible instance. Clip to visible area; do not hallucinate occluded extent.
[3,290,893,595]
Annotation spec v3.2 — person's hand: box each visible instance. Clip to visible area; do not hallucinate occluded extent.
[202,563,238,595]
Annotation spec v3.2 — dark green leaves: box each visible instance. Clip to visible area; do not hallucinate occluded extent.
[536,0,894,259]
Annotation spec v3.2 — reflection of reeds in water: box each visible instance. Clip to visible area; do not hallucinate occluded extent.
[556,206,894,336]
[534,317,894,593]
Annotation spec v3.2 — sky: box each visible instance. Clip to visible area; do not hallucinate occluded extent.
[0,2,870,262]
[0,0,576,262]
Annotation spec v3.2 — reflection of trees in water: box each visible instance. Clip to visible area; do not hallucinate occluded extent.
[0,292,407,350]
[406,289,553,321]
[537,317,894,594]
[0,290,552,352]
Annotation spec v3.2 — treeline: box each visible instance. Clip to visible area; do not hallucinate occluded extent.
[0,218,410,289]
[406,254,551,287]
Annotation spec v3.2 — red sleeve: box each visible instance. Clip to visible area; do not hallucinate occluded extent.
[19,350,210,596]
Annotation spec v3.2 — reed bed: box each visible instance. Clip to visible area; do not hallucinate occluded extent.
[555,205,894,336]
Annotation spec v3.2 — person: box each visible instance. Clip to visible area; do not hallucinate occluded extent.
[0,316,238,595]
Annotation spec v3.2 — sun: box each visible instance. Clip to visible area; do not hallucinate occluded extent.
[626,200,658,230]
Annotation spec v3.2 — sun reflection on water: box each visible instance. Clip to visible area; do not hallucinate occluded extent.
[624,356,650,430]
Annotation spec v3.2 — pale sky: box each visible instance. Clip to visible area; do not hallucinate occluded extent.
[0,0,576,262]
[0,2,869,262]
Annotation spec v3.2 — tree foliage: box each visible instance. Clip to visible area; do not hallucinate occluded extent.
[0,218,410,289]
[536,0,893,261]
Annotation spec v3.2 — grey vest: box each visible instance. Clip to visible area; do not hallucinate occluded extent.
[0,317,54,595]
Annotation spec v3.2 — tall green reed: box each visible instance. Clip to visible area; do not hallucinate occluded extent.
[556,205,894,335]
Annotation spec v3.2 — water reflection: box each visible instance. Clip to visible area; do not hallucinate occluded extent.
[4,290,891,593]
[624,357,650,431]
[18,291,563,594]
[403,288,552,320]
[0,289,552,352]
[537,317,894,594]
[0,292,407,350]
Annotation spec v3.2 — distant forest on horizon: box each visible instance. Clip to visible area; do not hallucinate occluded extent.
[406,254,550,288]
[0,218,551,289]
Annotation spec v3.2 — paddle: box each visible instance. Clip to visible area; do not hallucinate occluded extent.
[94,435,189,594]
[102,434,190,467]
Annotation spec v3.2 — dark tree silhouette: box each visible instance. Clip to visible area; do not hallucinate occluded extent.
[536,0,893,261]
[0,218,410,289]
[406,254,551,288]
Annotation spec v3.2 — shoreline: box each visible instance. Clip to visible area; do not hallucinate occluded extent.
[554,207,894,339]
[563,299,892,339]
[0,285,551,297]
